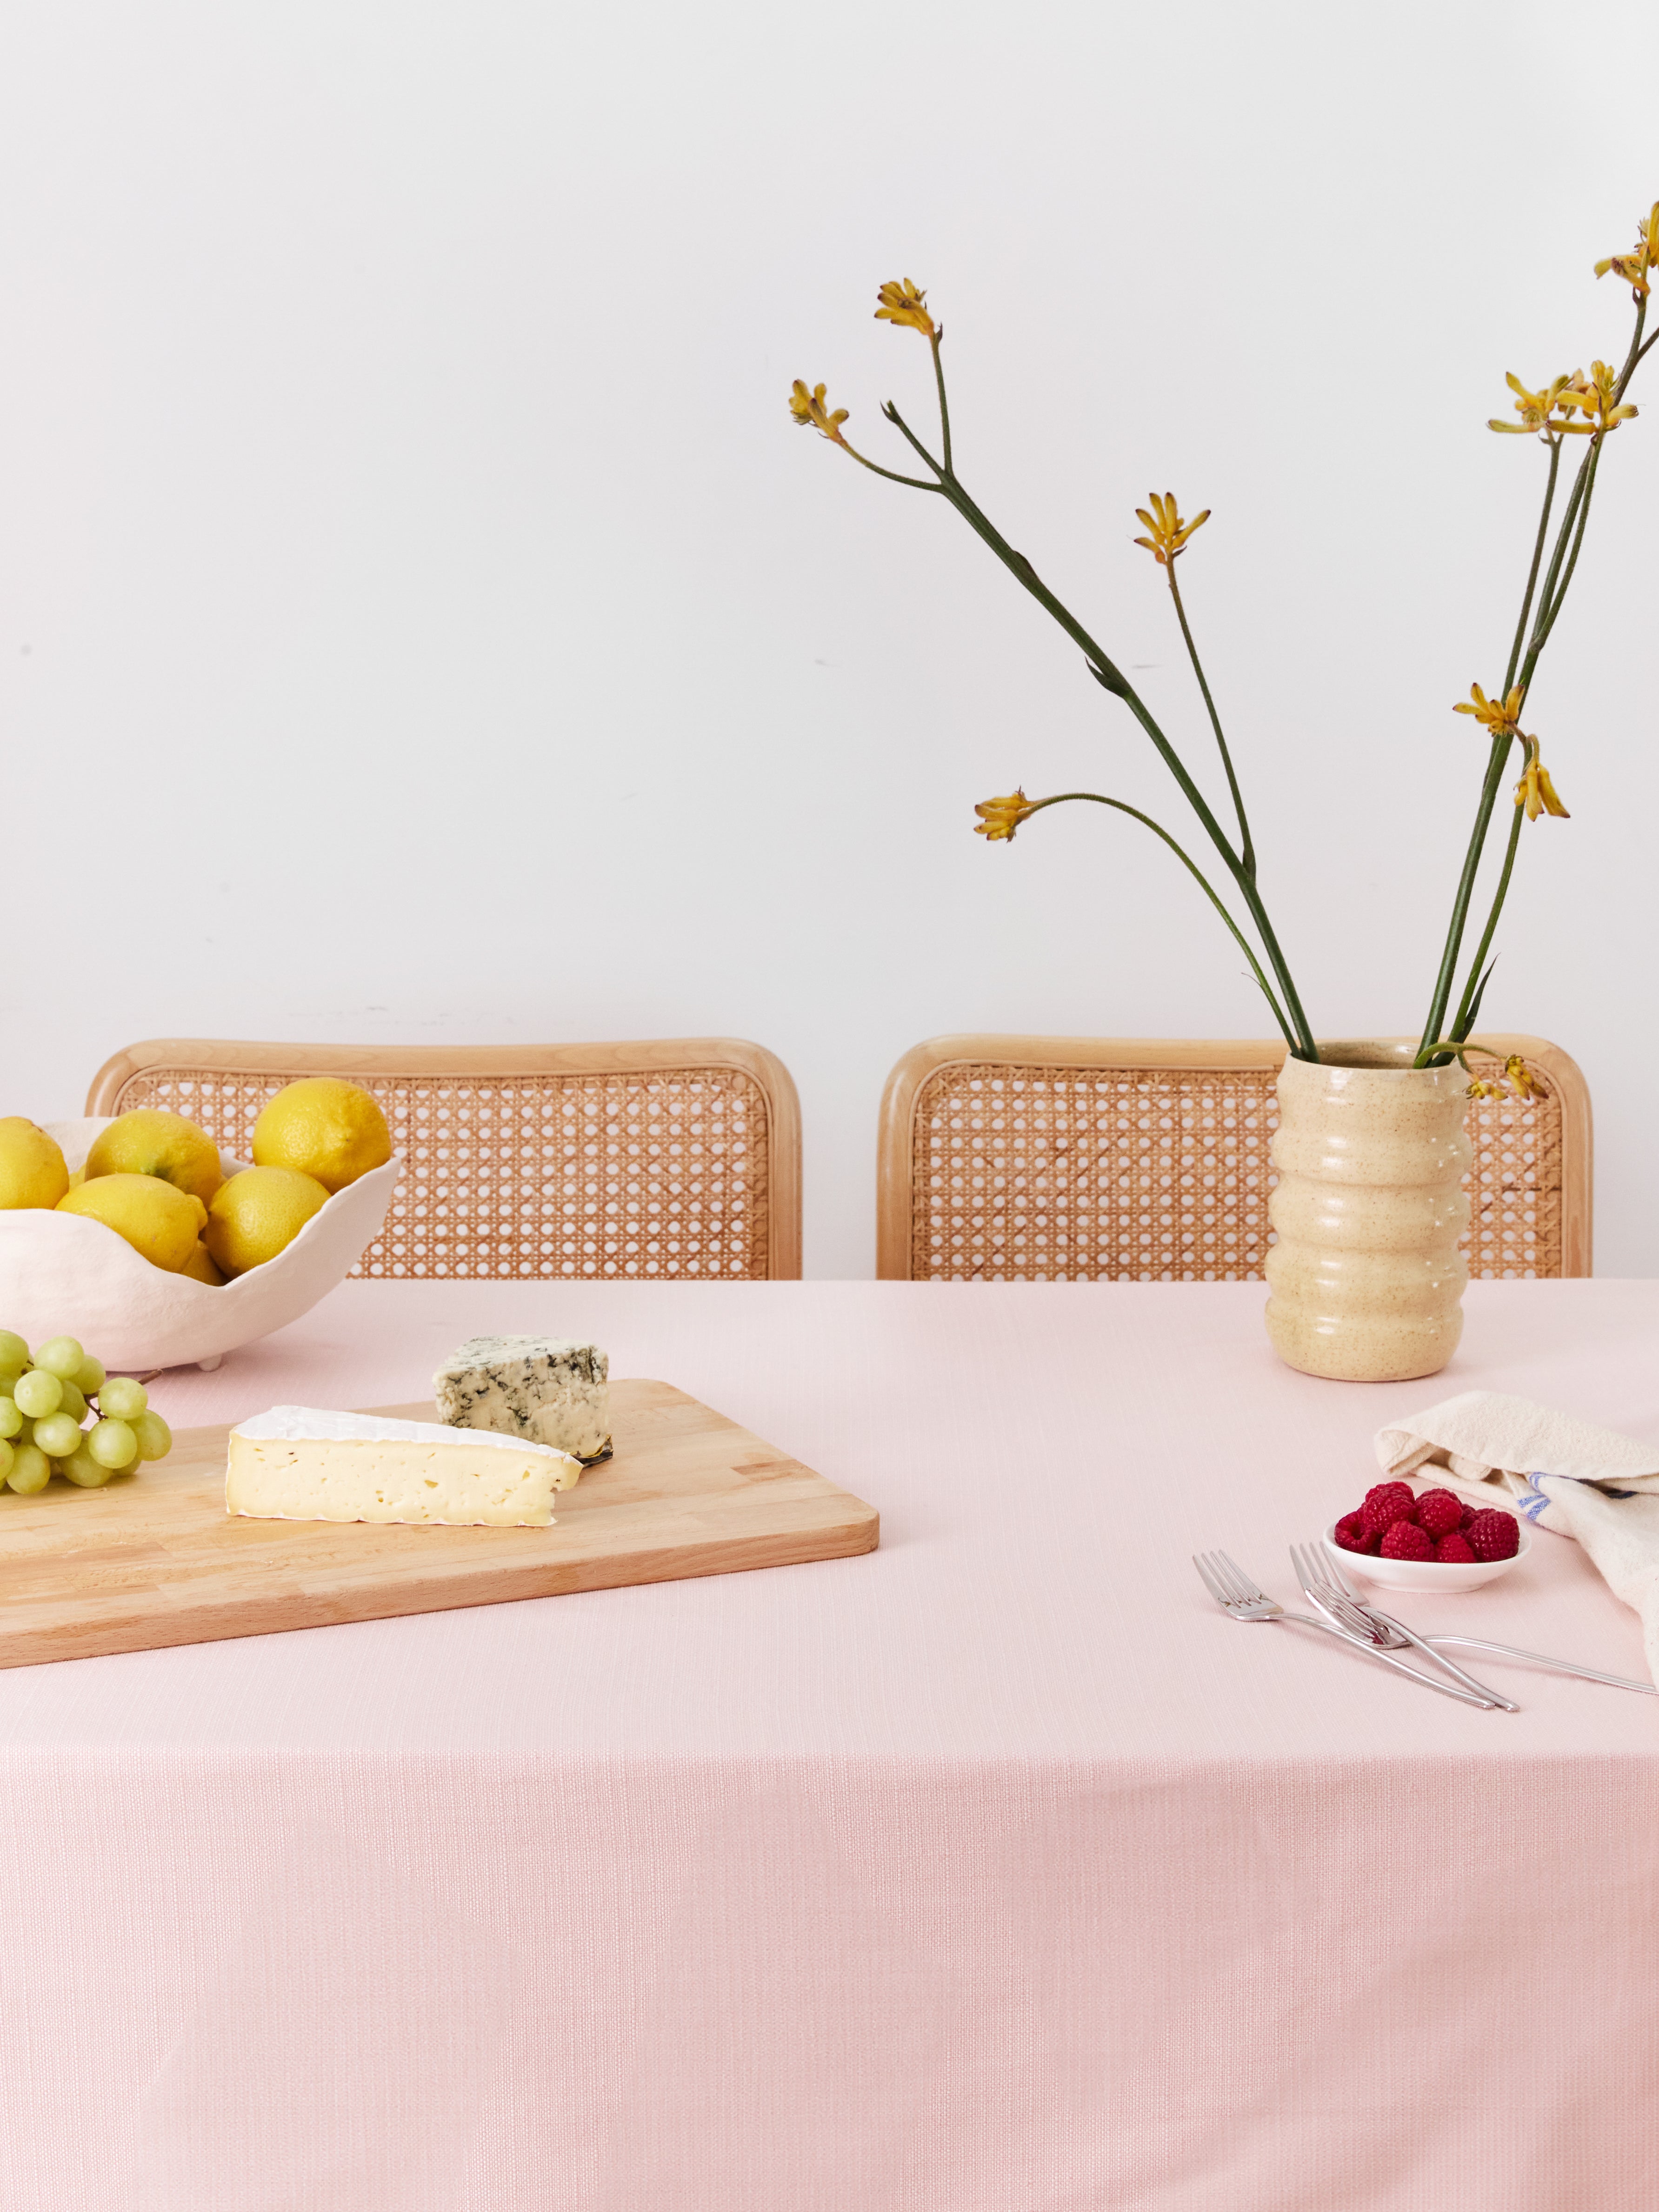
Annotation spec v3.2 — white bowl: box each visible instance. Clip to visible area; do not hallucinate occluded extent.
[1324,1518,1531,1595]
[0,1119,400,1373]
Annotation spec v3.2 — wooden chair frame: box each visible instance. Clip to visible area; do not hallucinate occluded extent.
[89,1036,803,1281]
[877,1033,1592,1282]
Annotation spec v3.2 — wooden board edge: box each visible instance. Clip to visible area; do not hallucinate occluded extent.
[0,1498,880,1671]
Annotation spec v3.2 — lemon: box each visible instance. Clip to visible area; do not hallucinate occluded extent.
[180,1240,226,1286]
[204,1166,330,1277]
[0,1119,70,1210]
[252,1078,391,1194]
[56,1174,208,1272]
[85,1109,223,1205]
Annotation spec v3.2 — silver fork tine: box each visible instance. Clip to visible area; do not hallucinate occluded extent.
[1296,1544,1362,1617]
[1301,1546,1342,1597]
[1323,1550,1361,1599]
[1199,1554,1246,1606]
[1292,1544,1330,1597]
[1297,1540,1521,1712]
[1304,1548,1377,1627]
[1193,1554,1226,1606]
[1199,1552,1246,1603]
[1215,1552,1267,1602]
[1290,1544,1378,1638]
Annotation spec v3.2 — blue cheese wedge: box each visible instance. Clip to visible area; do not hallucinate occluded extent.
[226,1405,576,1527]
[433,1334,610,1469]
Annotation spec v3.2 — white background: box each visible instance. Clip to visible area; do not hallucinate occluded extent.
[1,1,1652,1276]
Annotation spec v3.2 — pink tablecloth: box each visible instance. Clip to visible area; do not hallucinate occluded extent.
[3,1279,1658,2211]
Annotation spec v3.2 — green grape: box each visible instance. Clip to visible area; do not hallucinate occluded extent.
[0,1330,28,1370]
[0,1366,23,1397]
[31,1412,83,1459]
[0,1438,11,1482]
[13,1369,63,1419]
[87,1418,137,1470]
[56,1379,88,1424]
[133,1410,173,1462]
[33,1335,85,1380]
[7,1442,51,1494]
[98,1376,148,1421]
[73,1354,107,1396]
[0,1398,22,1440]
[61,1445,113,1488]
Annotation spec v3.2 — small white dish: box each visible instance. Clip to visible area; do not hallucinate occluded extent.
[1323,1518,1531,1595]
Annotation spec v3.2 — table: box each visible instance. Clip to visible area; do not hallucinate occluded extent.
[3,1279,1657,2211]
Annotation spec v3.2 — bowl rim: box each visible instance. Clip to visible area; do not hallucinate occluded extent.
[0,1148,402,1368]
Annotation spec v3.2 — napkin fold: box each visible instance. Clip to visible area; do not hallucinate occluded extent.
[1375,1390,1659,1685]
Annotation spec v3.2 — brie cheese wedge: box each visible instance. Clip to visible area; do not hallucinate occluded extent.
[226,1405,576,1527]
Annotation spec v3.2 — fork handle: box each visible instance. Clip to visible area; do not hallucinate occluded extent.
[1368,1618,1520,1712]
[1281,1613,1499,1708]
[1427,1636,1657,1695]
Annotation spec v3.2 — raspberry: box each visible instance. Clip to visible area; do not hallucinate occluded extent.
[1459,1504,1478,1531]
[1334,1511,1371,1553]
[1465,1508,1520,1562]
[1361,1482,1417,1538]
[1435,1532,1475,1563]
[1380,1520,1433,1561]
[1415,1488,1464,1539]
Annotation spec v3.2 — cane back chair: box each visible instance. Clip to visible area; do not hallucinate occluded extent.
[877,1033,1591,1283]
[88,1037,802,1280]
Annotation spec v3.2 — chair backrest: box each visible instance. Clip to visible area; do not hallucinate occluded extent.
[877,1033,1591,1283]
[87,1038,802,1280]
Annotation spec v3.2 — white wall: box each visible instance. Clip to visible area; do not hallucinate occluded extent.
[2,0,1653,1276]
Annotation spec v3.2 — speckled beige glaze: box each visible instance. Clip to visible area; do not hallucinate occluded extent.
[1264,1041,1472,1382]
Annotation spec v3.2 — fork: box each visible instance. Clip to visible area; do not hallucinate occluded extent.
[1315,1547,1657,1696]
[1290,1544,1519,1711]
[1193,1552,1499,1707]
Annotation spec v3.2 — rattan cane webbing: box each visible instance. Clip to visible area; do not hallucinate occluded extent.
[907,1056,1565,1282]
[1460,1050,1566,1281]
[109,1066,773,1280]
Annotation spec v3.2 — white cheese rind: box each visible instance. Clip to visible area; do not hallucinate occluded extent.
[433,1335,610,1476]
[226,1404,574,1526]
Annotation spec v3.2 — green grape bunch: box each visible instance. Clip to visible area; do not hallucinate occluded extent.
[0,1331,173,1495]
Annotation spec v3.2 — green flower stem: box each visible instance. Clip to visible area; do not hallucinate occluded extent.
[1416,732,1516,1065]
[1531,435,1603,654]
[1614,295,1651,398]
[1165,566,1255,881]
[929,332,952,475]
[836,438,941,491]
[1419,289,1654,1070]
[1448,797,1525,1040]
[1420,452,1582,1067]
[879,400,1319,1059]
[1512,443,1596,691]
[1436,436,1565,1050]
[1434,437,1604,1058]
[1025,793,1295,1046]
[1501,436,1562,696]
[1421,1038,1494,1062]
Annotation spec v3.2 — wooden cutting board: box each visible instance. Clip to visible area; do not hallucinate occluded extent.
[0,1379,879,1670]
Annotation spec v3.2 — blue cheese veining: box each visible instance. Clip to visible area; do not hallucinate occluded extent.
[433,1335,610,1472]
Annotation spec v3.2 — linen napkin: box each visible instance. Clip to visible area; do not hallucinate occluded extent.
[1374,1391,1659,1684]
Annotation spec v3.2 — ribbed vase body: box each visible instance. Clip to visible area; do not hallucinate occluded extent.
[1264,1042,1471,1383]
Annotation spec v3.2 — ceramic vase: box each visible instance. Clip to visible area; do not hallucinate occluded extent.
[1264,1041,1471,1383]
